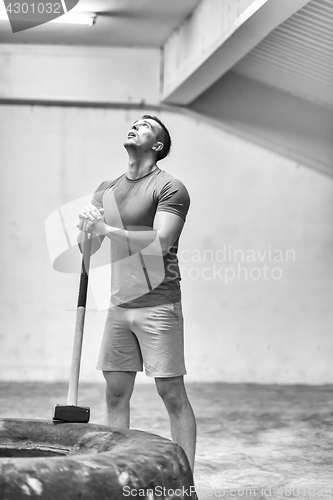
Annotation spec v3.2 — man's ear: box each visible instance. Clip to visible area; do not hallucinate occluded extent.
[152,141,164,152]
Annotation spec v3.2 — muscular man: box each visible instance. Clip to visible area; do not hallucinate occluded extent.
[77,115,196,470]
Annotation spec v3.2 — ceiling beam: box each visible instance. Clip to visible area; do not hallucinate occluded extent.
[0,44,160,106]
[161,0,311,105]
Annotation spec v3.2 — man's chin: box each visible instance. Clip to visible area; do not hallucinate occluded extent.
[124,140,136,149]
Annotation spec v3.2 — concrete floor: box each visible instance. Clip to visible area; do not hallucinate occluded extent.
[0,382,333,499]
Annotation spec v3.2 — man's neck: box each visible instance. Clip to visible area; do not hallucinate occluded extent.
[126,150,157,180]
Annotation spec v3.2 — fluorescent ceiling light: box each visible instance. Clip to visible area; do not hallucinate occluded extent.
[0,10,96,26]
[50,12,96,26]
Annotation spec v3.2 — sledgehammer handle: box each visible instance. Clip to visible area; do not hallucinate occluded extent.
[67,234,92,406]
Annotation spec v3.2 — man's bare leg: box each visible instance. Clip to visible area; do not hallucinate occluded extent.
[155,376,196,471]
[103,371,136,428]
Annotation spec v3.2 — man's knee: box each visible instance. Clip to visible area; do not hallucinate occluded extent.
[155,376,188,415]
[103,371,136,407]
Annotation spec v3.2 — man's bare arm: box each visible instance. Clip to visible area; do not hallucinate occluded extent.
[78,205,184,256]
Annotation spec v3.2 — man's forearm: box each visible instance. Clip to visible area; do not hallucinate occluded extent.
[100,224,158,254]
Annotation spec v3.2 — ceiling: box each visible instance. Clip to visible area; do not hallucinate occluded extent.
[0,0,331,112]
[232,0,333,110]
[0,0,201,47]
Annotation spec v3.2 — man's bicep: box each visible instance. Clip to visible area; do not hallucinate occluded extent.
[91,192,103,211]
[153,211,185,253]
[91,180,110,210]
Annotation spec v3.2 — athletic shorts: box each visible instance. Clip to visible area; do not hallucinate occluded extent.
[96,301,187,378]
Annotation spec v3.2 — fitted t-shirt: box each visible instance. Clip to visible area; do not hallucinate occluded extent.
[91,167,190,308]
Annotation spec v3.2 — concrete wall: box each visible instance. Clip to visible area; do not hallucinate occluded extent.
[0,44,160,105]
[0,104,332,384]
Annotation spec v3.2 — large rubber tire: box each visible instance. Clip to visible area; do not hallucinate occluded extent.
[0,419,195,500]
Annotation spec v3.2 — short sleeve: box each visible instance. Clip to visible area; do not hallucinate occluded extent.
[91,180,110,209]
[156,178,190,222]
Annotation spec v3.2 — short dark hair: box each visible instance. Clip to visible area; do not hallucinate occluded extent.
[141,115,172,161]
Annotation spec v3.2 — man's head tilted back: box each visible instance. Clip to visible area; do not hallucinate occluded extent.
[124,115,172,162]
[142,115,172,161]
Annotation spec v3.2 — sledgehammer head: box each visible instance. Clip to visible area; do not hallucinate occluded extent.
[53,404,90,423]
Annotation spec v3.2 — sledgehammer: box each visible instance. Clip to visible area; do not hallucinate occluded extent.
[53,233,92,423]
